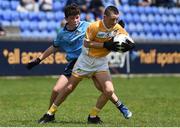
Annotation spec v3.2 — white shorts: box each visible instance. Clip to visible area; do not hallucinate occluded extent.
[72,53,109,78]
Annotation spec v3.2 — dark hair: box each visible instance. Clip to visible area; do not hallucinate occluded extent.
[104,6,119,16]
[64,3,81,18]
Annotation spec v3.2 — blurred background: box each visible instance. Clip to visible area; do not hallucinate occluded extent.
[0,1,180,126]
[0,0,180,76]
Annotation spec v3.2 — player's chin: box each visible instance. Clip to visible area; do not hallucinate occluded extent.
[110,24,116,28]
[71,22,79,27]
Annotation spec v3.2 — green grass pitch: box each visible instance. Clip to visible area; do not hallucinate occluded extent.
[0,76,180,127]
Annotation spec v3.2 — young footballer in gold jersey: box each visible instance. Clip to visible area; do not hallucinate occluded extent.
[38,5,134,124]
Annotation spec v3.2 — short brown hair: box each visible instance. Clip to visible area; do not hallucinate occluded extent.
[104,6,119,16]
[64,4,81,18]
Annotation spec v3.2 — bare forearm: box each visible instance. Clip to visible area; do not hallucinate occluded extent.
[39,45,58,60]
[84,40,104,48]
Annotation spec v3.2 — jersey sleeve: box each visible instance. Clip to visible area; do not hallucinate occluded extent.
[53,32,61,48]
[85,22,98,41]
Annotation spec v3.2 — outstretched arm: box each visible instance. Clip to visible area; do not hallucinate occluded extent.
[39,45,58,61]
[26,45,58,70]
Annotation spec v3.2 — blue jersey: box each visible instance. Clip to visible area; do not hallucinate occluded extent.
[53,21,90,61]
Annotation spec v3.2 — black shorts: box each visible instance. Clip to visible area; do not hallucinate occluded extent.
[63,59,77,77]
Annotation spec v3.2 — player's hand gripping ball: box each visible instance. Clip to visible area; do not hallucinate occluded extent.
[113,34,135,52]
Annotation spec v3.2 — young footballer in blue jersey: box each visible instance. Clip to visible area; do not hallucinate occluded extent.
[27,4,131,124]
[27,4,90,112]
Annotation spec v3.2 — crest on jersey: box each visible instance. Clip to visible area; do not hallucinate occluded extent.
[96,29,119,38]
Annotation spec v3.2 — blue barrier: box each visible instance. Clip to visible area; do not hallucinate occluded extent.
[0,40,180,76]
[130,43,180,73]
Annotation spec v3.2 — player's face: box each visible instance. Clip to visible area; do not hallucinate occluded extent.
[104,13,119,28]
[66,15,80,28]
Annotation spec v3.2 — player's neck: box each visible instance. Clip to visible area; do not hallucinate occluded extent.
[102,20,112,30]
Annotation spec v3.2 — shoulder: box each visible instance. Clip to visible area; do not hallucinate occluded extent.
[87,20,100,30]
[114,23,123,29]
[57,27,64,33]
[56,27,66,36]
[80,21,90,25]
[79,21,91,28]
[114,24,128,35]
[90,20,100,27]
[85,21,100,40]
